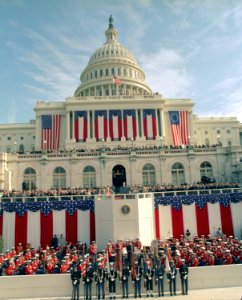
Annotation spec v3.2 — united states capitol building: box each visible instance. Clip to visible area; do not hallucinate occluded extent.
[0,17,242,192]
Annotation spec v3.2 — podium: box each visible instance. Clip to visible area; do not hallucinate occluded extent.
[95,193,155,250]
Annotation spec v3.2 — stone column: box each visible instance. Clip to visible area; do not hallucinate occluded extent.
[161,111,167,145]
[189,111,194,145]
[66,111,70,140]
[135,109,139,140]
[155,109,160,139]
[72,111,75,141]
[35,115,41,151]
[141,109,145,139]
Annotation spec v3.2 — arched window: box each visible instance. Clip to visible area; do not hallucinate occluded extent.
[171,162,185,186]
[83,166,96,187]
[142,163,156,186]
[23,167,36,190]
[53,167,66,189]
[200,162,213,179]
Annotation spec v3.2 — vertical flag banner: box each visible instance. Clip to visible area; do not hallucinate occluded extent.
[143,109,157,139]
[109,110,122,140]
[123,110,137,140]
[41,115,61,150]
[94,110,108,141]
[168,111,189,146]
[74,111,88,142]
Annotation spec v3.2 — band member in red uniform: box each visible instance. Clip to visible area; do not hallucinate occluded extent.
[6,260,16,275]
[25,261,34,275]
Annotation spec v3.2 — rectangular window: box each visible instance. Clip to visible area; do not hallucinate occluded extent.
[106,69,109,76]
[100,69,103,77]
[95,71,98,78]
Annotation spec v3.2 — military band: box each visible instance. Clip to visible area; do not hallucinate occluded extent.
[67,238,191,298]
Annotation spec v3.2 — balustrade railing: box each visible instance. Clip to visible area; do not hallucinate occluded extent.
[1,188,241,203]
[16,146,220,159]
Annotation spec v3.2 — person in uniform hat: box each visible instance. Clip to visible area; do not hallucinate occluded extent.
[144,259,154,297]
[154,260,165,297]
[166,260,177,296]
[83,263,94,300]
[120,263,130,298]
[71,264,81,300]
[107,262,117,299]
[131,261,142,298]
[95,262,106,300]
[179,259,189,295]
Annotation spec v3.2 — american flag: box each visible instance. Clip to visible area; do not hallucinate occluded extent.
[41,115,61,150]
[112,75,122,86]
[168,111,189,146]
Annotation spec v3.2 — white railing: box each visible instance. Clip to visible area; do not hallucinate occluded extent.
[0,188,241,203]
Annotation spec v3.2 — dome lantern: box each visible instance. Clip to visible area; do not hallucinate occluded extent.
[105,15,118,44]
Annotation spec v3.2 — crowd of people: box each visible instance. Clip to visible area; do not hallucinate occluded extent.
[0,231,241,298]
[0,182,240,201]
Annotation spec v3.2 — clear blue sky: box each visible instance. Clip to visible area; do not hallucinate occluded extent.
[0,0,242,124]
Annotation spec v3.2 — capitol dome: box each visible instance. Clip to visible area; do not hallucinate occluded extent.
[74,16,152,97]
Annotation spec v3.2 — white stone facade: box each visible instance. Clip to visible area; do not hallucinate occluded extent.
[0,18,241,191]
